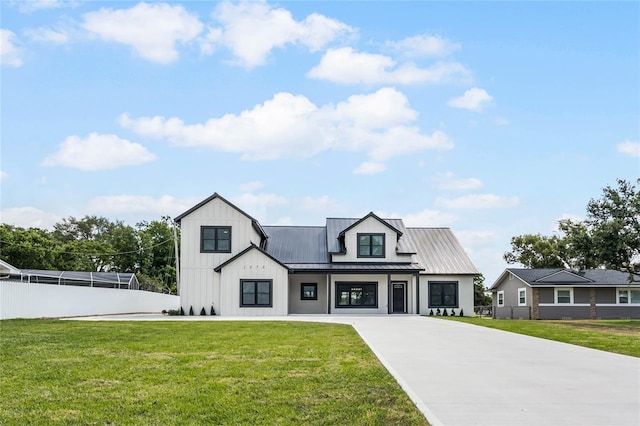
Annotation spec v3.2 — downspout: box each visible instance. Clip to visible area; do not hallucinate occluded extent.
[173,221,180,295]
[415,273,420,315]
[327,273,332,314]
[387,273,391,314]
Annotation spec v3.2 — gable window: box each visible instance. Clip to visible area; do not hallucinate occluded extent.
[555,288,573,304]
[497,291,504,307]
[429,282,458,308]
[201,226,231,253]
[618,289,640,304]
[240,279,272,307]
[357,233,385,258]
[336,282,377,308]
[518,288,527,306]
[301,283,317,300]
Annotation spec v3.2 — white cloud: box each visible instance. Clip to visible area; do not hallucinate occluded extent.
[231,192,288,223]
[401,208,457,227]
[0,170,7,180]
[353,162,386,175]
[447,87,493,112]
[16,0,75,13]
[87,194,198,216]
[385,33,460,57]
[203,1,354,68]
[0,206,61,229]
[434,172,483,190]
[240,181,265,192]
[308,47,470,85]
[25,26,70,44]
[494,116,510,126]
[435,194,519,209]
[121,87,453,167]
[456,230,498,247]
[300,195,340,212]
[41,133,156,171]
[616,140,640,157]
[81,3,203,64]
[1,29,23,67]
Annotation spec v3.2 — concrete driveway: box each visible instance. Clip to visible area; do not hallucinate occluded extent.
[72,314,640,425]
[349,316,640,426]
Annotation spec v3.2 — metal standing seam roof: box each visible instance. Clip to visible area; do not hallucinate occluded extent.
[262,226,329,263]
[285,263,424,273]
[504,268,640,286]
[403,228,479,275]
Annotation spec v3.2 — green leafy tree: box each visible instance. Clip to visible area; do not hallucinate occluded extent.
[504,179,640,279]
[0,225,59,269]
[474,274,492,306]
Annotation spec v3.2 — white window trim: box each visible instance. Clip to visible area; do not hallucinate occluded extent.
[497,290,505,307]
[617,288,640,304]
[554,287,574,304]
[517,288,527,306]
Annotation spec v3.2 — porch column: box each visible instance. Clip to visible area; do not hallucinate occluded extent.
[327,273,331,314]
[387,273,392,314]
[415,273,420,315]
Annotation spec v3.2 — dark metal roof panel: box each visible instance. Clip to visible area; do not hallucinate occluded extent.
[263,226,329,263]
[404,228,479,274]
[287,263,423,273]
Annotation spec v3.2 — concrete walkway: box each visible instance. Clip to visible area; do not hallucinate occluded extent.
[71,314,640,426]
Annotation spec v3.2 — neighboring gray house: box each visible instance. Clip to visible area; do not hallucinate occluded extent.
[175,193,478,317]
[490,268,640,319]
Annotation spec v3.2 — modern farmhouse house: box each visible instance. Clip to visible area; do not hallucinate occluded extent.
[175,193,478,317]
[490,268,640,319]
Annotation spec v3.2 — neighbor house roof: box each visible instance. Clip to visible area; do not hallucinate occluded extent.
[490,268,640,290]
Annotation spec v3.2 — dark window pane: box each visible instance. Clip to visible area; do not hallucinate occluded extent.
[257,293,270,305]
[257,281,270,293]
[217,240,230,251]
[371,245,383,256]
[202,240,215,251]
[372,235,384,246]
[203,228,216,239]
[243,293,255,305]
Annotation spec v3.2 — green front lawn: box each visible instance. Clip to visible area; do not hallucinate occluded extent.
[0,320,427,425]
[442,317,640,357]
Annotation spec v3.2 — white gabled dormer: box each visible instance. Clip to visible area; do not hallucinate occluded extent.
[328,212,413,263]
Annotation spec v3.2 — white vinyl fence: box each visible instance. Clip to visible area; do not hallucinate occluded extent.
[0,280,180,320]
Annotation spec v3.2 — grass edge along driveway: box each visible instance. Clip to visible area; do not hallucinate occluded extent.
[442,317,640,358]
[0,320,428,425]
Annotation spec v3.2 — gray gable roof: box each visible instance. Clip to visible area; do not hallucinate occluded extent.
[404,228,479,275]
[498,268,640,287]
[263,226,329,263]
[214,243,289,272]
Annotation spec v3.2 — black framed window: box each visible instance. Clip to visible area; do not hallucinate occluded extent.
[428,282,458,308]
[301,283,317,300]
[201,226,231,253]
[357,233,385,258]
[240,279,272,307]
[336,282,377,308]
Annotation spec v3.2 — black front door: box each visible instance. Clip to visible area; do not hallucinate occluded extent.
[392,283,405,313]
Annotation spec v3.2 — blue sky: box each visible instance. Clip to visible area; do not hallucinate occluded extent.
[1,0,639,284]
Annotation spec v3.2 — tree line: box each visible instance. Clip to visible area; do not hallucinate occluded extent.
[0,216,178,294]
[504,178,640,279]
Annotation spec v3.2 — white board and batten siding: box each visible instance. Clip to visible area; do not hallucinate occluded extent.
[218,249,289,316]
[178,197,269,315]
[418,274,475,315]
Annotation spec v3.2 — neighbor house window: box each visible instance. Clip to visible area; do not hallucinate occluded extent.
[497,291,504,307]
[357,233,385,258]
[618,289,640,304]
[336,282,377,308]
[201,226,231,253]
[240,279,272,307]
[429,282,458,308]
[555,288,573,304]
[518,288,527,306]
[301,283,317,300]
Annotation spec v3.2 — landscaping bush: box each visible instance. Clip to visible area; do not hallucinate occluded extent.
[189,306,194,316]
[200,307,206,316]
[179,306,184,316]
[210,306,216,316]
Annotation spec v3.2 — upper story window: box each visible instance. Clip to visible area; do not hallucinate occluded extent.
[201,226,231,253]
[357,233,385,258]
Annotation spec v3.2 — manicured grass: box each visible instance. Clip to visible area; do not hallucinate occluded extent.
[442,317,640,358]
[0,320,428,425]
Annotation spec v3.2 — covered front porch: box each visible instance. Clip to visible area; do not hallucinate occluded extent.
[287,266,422,315]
